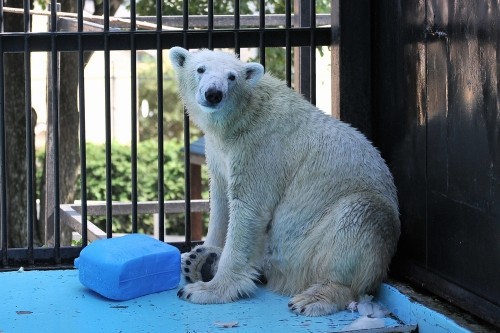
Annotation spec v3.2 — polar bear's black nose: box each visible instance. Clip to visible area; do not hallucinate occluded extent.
[205,88,223,105]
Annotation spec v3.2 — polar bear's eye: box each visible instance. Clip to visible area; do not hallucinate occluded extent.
[197,67,205,74]
[228,73,236,81]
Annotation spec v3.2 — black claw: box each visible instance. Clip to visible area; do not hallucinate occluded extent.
[189,254,197,259]
[291,306,297,311]
[187,293,192,300]
[255,274,267,285]
[300,308,305,314]
[288,302,293,308]
[177,288,184,298]
[185,260,191,265]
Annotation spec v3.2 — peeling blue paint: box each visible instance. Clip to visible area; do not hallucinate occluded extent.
[376,284,471,333]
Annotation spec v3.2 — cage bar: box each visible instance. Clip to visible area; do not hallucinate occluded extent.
[156,0,165,242]
[77,0,88,247]
[208,0,214,49]
[50,0,61,263]
[259,0,265,67]
[309,0,316,105]
[0,0,7,267]
[285,0,292,87]
[103,0,112,238]
[130,0,138,233]
[23,0,34,264]
[182,0,192,250]
[234,0,240,54]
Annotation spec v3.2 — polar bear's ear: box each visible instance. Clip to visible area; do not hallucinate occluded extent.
[244,63,265,86]
[169,47,190,68]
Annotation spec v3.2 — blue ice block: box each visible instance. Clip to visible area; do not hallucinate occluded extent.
[74,233,181,301]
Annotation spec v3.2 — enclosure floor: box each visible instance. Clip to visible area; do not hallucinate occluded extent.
[0,269,420,333]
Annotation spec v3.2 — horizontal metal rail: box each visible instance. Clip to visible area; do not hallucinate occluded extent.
[60,200,210,242]
[0,27,331,52]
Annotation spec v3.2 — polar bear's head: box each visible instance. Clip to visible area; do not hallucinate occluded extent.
[169,47,265,115]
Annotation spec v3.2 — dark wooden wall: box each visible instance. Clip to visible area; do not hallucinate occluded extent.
[333,0,500,326]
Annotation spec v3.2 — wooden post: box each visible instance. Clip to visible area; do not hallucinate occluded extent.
[190,163,203,240]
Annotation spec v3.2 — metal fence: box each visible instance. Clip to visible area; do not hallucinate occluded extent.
[0,0,332,270]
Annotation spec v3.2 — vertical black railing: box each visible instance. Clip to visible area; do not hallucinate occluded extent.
[309,0,316,105]
[103,0,113,239]
[285,0,292,87]
[234,0,240,55]
[156,0,165,242]
[0,0,7,267]
[77,0,88,248]
[182,0,192,250]
[208,0,214,49]
[50,0,61,263]
[259,0,265,67]
[23,0,34,264]
[130,0,138,233]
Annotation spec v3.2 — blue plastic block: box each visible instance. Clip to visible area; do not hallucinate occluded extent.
[74,234,181,301]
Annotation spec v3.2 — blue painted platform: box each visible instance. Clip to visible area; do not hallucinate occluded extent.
[0,269,473,333]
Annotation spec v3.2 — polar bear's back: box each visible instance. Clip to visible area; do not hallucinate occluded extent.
[243,73,398,211]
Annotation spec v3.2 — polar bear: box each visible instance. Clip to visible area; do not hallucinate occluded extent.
[169,47,400,316]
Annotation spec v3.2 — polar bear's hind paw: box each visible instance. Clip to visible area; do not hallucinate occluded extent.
[288,282,354,316]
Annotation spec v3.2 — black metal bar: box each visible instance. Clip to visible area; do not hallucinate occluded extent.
[259,0,265,67]
[50,0,61,263]
[285,0,292,87]
[130,0,138,233]
[156,0,165,242]
[23,0,29,33]
[182,0,188,33]
[0,1,8,267]
[234,0,240,54]
[77,0,88,247]
[309,0,316,105]
[208,0,214,49]
[0,1,3,30]
[0,28,332,52]
[104,0,112,238]
[23,0,34,264]
[182,0,192,249]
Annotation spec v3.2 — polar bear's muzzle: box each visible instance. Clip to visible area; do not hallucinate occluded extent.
[196,85,226,113]
[205,88,223,105]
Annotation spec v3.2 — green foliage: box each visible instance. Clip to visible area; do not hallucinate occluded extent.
[135,0,331,16]
[137,52,202,141]
[75,138,208,235]
[36,139,208,236]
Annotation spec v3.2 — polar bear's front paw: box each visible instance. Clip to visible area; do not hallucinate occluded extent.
[181,245,222,283]
[177,276,256,304]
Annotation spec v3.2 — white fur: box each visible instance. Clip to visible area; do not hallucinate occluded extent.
[169,47,400,316]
